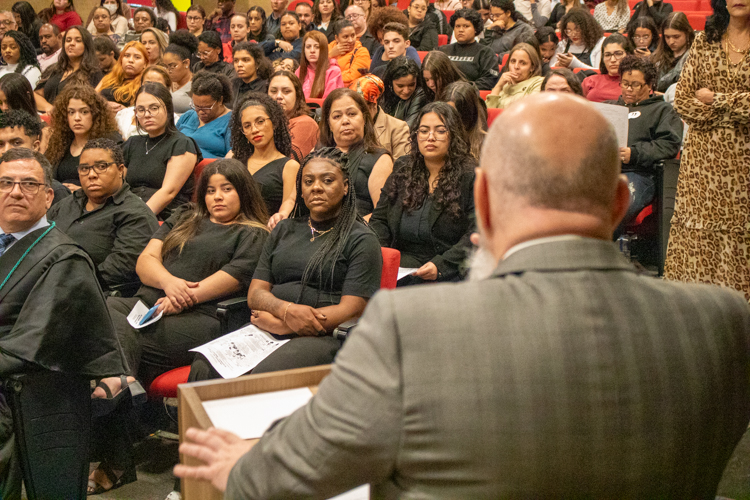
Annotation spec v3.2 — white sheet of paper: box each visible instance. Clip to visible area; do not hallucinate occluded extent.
[202,387,313,439]
[189,324,290,379]
[397,267,419,281]
[591,102,629,148]
[328,485,370,500]
[126,300,163,329]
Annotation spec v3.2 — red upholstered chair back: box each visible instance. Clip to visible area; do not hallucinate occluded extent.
[487,108,503,128]
[177,11,187,30]
[306,98,325,109]
[437,34,448,46]
[417,51,428,62]
[191,158,217,202]
[379,247,400,290]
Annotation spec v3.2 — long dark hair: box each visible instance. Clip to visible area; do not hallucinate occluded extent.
[231,92,293,163]
[293,149,360,299]
[233,41,274,81]
[162,158,269,257]
[559,8,603,50]
[705,0,728,43]
[133,82,178,135]
[50,26,100,86]
[247,5,269,42]
[1,31,39,76]
[155,0,180,17]
[11,2,40,38]
[652,12,695,68]
[0,73,36,117]
[313,0,343,26]
[442,81,486,160]
[421,50,467,101]
[269,71,310,119]
[626,16,659,48]
[379,55,423,114]
[319,88,380,153]
[388,102,475,218]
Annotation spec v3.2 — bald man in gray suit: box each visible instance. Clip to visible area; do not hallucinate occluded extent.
[176,94,750,498]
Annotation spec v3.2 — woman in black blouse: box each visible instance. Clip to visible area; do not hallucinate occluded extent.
[370,102,476,285]
[379,55,429,129]
[45,84,122,190]
[320,88,393,219]
[192,30,236,79]
[405,0,439,51]
[34,26,103,113]
[189,148,382,379]
[123,82,202,219]
[231,91,300,228]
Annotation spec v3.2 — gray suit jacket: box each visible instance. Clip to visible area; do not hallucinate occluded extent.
[225,238,750,499]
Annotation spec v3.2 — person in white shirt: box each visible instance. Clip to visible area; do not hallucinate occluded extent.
[0,31,41,88]
[154,0,179,32]
[514,0,551,28]
[37,23,62,72]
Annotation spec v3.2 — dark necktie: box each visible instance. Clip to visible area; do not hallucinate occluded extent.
[0,233,15,257]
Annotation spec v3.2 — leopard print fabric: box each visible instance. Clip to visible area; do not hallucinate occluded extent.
[664,31,750,299]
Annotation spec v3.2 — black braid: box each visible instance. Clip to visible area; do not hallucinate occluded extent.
[294,148,360,303]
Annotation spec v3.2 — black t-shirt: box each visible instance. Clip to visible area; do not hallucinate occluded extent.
[253,217,382,308]
[232,77,269,108]
[40,69,103,104]
[123,130,201,219]
[139,209,269,308]
[55,131,123,185]
[252,156,288,216]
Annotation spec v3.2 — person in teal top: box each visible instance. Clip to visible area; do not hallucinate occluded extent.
[176,71,233,158]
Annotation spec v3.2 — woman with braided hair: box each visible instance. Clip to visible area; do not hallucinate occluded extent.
[0,31,41,87]
[188,148,382,379]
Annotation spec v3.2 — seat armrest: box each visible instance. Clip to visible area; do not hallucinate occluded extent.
[332,318,359,341]
[216,297,251,336]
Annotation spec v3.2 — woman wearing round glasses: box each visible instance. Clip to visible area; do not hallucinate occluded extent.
[550,9,605,71]
[177,71,233,159]
[581,33,633,102]
[370,102,476,285]
[123,82,201,219]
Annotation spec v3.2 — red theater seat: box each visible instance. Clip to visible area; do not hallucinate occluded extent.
[487,108,502,127]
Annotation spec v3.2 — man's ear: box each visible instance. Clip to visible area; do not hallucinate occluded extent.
[32,139,41,151]
[45,186,54,210]
[474,167,491,237]
[611,174,630,229]
[404,39,410,47]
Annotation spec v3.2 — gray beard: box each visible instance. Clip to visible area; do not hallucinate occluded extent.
[467,244,498,282]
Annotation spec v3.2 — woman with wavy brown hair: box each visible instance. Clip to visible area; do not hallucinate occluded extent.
[369,101,476,285]
[45,84,121,190]
[96,41,148,113]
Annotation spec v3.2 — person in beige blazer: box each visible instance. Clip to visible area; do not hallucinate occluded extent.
[175,93,750,499]
[350,74,411,160]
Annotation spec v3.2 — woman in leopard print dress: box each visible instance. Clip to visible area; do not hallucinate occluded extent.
[665,0,750,299]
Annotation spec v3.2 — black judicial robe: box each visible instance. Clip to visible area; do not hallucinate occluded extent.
[0,226,127,378]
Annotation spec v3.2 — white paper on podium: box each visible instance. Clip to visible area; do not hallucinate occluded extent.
[202,387,313,439]
[190,324,290,379]
[397,267,419,281]
[591,102,629,148]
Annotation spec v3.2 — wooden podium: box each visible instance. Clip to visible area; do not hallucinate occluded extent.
[177,365,332,500]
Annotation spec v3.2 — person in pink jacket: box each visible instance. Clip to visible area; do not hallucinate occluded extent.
[296,30,343,99]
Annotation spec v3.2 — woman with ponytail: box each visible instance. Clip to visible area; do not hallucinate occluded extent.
[188,149,382,380]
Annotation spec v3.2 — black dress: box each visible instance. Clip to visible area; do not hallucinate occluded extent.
[39,69,103,105]
[107,209,270,385]
[54,131,123,185]
[123,130,202,219]
[346,147,389,217]
[252,156,289,216]
[189,215,382,380]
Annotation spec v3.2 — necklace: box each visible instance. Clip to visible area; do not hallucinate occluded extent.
[725,39,748,78]
[308,217,334,242]
[726,35,750,54]
[145,135,165,155]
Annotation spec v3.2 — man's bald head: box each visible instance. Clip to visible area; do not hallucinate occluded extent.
[482,93,620,217]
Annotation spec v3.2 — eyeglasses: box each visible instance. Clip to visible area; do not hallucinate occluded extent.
[0,179,47,194]
[488,13,505,20]
[77,161,116,175]
[632,35,651,41]
[416,127,448,140]
[0,20,16,27]
[564,27,581,35]
[620,80,645,90]
[346,13,363,20]
[242,117,267,130]
[165,63,181,71]
[134,104,163,116]
[190,100,217,112]
[186,15,203,21]
[198,50,215,59]
[603,50,626,60]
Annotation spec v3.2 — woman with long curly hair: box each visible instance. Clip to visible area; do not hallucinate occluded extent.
[651,12,694,92]
[96,40,148,112]
[664,0,750,299]
[0,31,41,87]
[46,84,121,190]
[320,88,393,218]
[370,101,476,285]
[367,5,409,44]
[231,91,300,228]
[550,8,605,71]
[297,30,343,99]
[35,26,103,113]
[268,71,319,162]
